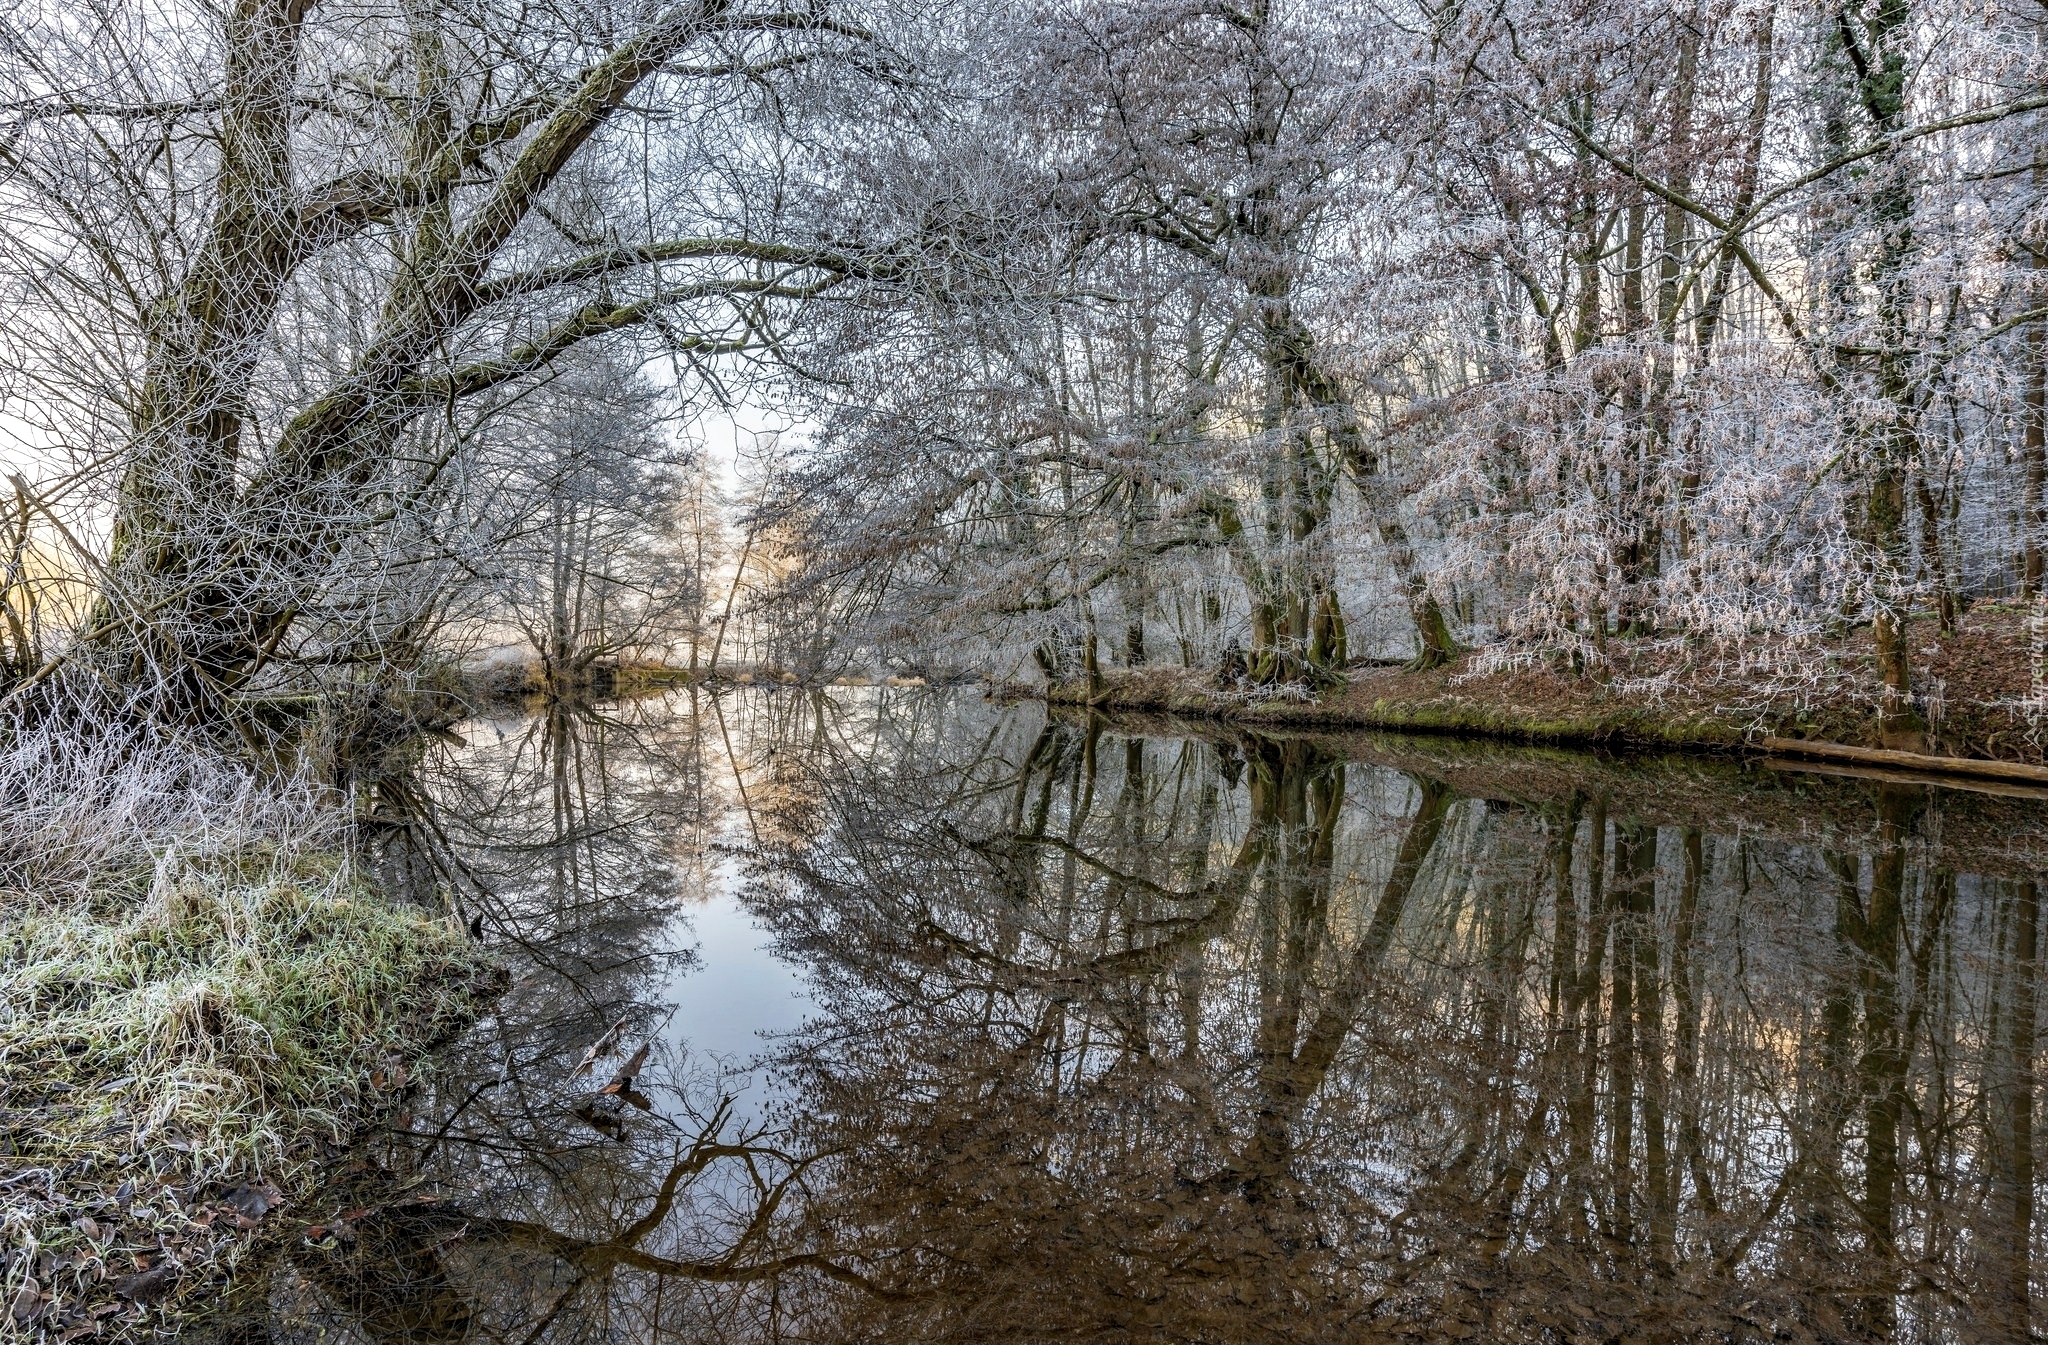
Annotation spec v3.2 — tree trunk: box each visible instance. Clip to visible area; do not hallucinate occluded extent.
[2023,225,2046,597]
[94,1,742,713]
[1836,0,1926,749]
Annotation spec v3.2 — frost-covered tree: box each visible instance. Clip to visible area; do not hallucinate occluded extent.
[763,0,2048,743]
[0,0,895,713]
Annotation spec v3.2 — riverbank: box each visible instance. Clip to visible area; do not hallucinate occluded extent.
[0,730,498,1339]
[1079,707,2048,880]
[460,653,938,701]
[1045,603,2048,771]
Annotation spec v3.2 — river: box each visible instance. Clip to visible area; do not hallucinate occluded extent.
[195,685,2048,1342]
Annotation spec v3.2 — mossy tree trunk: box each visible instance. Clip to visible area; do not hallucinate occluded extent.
[1829,0,1928,749]
[87,0,859,716]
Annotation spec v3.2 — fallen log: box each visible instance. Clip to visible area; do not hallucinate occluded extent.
[1758,736,2048,787]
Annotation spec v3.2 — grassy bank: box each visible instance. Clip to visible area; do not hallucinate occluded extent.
[1045,604,2048,767]
[0,723,497,1339]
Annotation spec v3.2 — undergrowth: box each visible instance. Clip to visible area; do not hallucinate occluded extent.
[0,713,496,1338]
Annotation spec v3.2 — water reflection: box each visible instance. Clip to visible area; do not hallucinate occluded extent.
[201,691,2048,1343]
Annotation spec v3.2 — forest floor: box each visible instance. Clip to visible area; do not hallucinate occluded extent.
[2,848,500,1338]
[1044,601,2048,769]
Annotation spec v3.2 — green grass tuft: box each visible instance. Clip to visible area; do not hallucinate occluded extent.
[2,849,482,1185]
[0,721,499,1335]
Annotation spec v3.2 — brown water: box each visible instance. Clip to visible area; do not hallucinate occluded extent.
[197,687,2048,1343]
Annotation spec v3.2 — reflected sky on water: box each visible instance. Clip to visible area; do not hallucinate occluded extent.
[196,687,2048,1344]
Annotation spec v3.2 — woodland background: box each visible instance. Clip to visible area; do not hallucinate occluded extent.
[0,0,2041,742]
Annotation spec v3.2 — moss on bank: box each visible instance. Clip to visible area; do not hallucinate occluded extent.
[1045,666,1755,752]
[1064,667,1753,749]
[1,850,497,1338]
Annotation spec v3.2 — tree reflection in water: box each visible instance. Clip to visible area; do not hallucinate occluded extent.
[202,690,2048,1343]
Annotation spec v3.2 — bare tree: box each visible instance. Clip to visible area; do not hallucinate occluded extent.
[0,0,891,714]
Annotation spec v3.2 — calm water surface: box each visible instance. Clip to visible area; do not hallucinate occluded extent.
[201,687,2048,1343]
